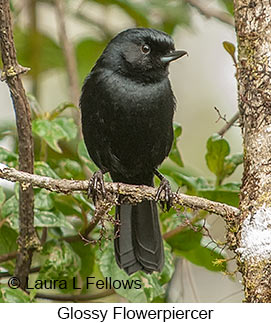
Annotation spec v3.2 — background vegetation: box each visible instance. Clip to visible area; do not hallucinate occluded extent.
[0,0,242,302]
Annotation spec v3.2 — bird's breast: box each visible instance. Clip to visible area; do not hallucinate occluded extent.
[81,69,175,176]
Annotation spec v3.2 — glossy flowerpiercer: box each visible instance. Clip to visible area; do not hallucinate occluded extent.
[80,28,187,274]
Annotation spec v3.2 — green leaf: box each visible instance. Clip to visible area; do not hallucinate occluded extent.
[167,229,203,251]
[14,27,64,74]
[54,117,77,141]
[177,245,226,272]
[221,182,241,191]
[198,183,240,207]
[32,120,60,152]
[159,166,200,193]
[0,147,18,167]
[0,286,31,303]
[113,0,149,26]
[168,123,184,167]
[134,242,175,302]
[27,94,42,116]
[54,195,82,217]
[34,161,59,179]
[14,183,20,200]
[92,0,149,27]
[98,241,147,302]
[76,38,107,82]
[219,0,234,16]
[1,196,18,222]
[156,242,175,285]
[0,186,6,207]
[222,41,236,66]
[54,159,83,179]
[167,229,226,272]
[141,242,175,298]
[0,123,16,141]
[34,189,54,211]
[77,140,90,161]
[199,188,238,207]
[32,117,77,153]
[70,241,95,293]
[205,135,243,186]
[223,41,235,57]
[205,134,230,184]
[73,193,95,212]
[161,208,185,234]
[140,272,164,301]
[0,225,18,256]
[159,0,191,34]
[34,209,74,229]
[77,140,98,173]
[98,241,174,302]
[206,134,230,175]
[39,240,81,281]
[2,195,73,230]
[49,102,78,120]
[224,153,243,177]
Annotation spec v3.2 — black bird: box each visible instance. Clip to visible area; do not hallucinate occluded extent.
[80,28,187,275]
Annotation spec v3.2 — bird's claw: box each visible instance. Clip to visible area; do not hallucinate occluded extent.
[155,177,173,211]
[87,170,106,203]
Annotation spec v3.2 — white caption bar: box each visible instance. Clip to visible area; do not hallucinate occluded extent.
[1,303,269,323]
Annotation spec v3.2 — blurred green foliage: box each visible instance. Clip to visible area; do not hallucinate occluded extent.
[0,0,237,303]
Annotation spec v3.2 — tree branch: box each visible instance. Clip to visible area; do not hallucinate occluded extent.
[0,164,239,223]
[0,266,40,278]
[0,251,17,264]
[63,217,100,243]
[0,0,39,290]
[184,0,234,27]
[54,0,80,106]
[163,211,206,240]
[218,111,240,137]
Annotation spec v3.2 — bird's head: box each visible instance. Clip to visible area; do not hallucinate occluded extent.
[98,28,187,83]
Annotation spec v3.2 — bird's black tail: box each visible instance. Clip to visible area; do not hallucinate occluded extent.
[114,200,164,275]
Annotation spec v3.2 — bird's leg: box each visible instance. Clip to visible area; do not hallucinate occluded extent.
[154,169,173,211]
[88,169,106,203]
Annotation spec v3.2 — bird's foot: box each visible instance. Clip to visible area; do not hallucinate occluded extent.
[88,170,106,203]
[155,177,173,211]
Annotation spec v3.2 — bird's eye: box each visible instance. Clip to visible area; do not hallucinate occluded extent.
[141,44,151,54]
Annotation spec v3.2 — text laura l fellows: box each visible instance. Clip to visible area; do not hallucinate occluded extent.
[22,276,142,290]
